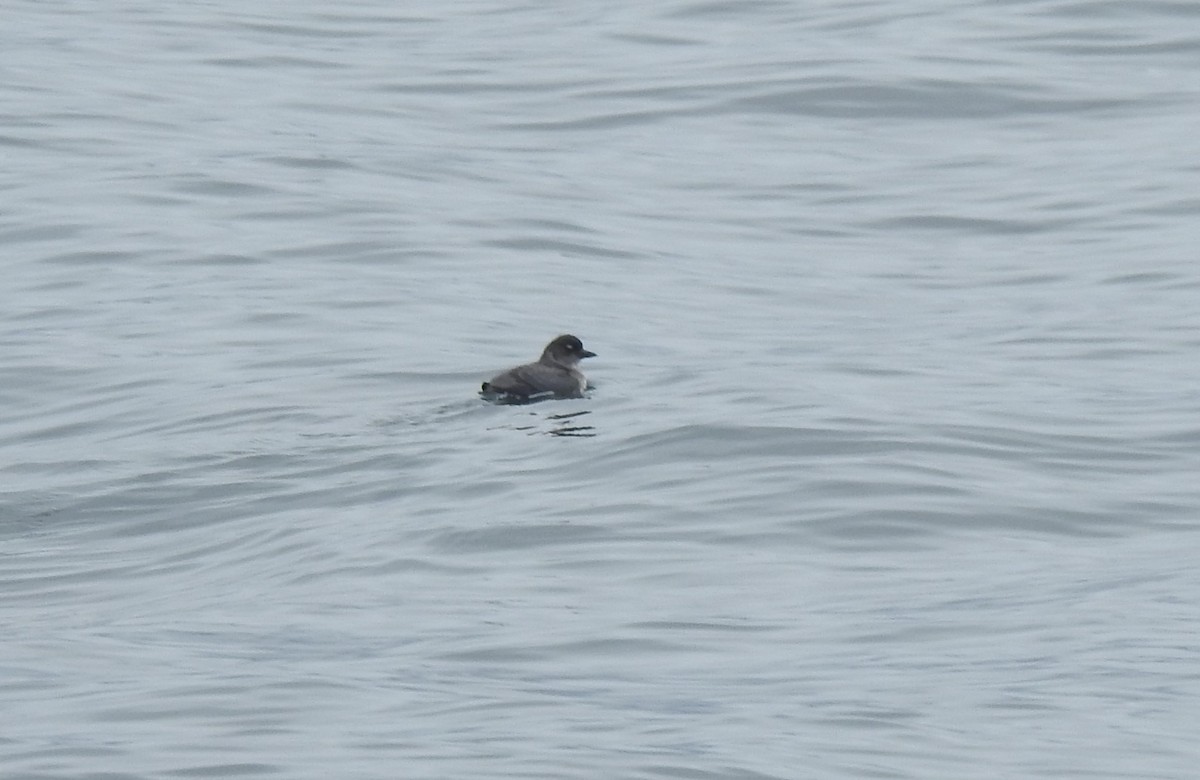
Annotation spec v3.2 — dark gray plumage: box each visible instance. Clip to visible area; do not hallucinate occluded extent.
[481,334,596,401]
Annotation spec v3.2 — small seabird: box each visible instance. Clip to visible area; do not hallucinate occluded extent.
[481,334,596,401]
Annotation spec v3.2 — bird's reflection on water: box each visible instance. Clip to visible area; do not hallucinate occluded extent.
[496,409,596,438]
[545,410,594,437]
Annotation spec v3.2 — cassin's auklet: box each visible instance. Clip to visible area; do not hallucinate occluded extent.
[481,334,596,401]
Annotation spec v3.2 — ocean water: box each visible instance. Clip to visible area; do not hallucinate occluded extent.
[3,0,1200,778]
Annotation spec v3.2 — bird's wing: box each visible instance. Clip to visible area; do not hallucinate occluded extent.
[486,363,576,397]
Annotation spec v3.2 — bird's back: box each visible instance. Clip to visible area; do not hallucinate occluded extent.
[483,361,584,399]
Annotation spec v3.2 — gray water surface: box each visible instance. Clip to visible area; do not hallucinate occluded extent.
[3,1,1200,778]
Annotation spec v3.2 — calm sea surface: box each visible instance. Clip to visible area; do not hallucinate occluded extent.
[3,1,1200,778]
